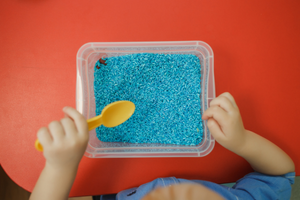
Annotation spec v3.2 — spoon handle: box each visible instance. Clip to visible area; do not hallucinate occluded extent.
[35,139,43,151]
[87,115,103,131]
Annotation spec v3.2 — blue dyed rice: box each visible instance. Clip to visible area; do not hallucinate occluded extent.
[94,53,203,146]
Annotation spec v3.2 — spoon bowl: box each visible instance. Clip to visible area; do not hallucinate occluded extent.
[87,100,135,130]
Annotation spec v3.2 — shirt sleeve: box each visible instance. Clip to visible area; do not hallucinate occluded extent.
[230,172,295,200]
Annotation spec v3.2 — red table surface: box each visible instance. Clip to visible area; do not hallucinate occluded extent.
[1,0,300,197]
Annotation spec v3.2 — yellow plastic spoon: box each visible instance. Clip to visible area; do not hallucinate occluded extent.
[35,101,135,152]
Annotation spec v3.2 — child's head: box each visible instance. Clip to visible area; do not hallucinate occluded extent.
[142,183,224,200]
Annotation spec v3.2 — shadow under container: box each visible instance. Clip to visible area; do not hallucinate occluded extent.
[76,41,215,158]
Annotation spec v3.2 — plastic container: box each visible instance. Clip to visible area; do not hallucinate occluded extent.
[76,41,215,158]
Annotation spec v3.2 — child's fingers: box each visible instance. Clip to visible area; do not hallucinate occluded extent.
[210,96,235,113]
[60,117,77,137]
[62,107,88,134]
[202,106,228,127]
[219,92,238,108]
[207,118,226,142]
[48,121,65,141]
[64,112,70,119]
[37,127,52,147]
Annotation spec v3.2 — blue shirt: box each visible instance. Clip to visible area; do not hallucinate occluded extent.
[116,172,295,200]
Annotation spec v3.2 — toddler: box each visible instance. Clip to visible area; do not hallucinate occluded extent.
[29,92,295,200]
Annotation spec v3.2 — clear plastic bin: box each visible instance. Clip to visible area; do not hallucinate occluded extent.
[76,41,215,158]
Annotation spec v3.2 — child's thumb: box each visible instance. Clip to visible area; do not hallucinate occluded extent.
[207,118,226,142]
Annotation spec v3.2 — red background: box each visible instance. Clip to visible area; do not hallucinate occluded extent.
[0,0,299,197]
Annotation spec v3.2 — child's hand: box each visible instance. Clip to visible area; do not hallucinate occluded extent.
[202,92,246,153]
[37,107,89,171]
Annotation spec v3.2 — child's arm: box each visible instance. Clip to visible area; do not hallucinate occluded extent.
[30,107,89,200]
[202,92,295,175]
